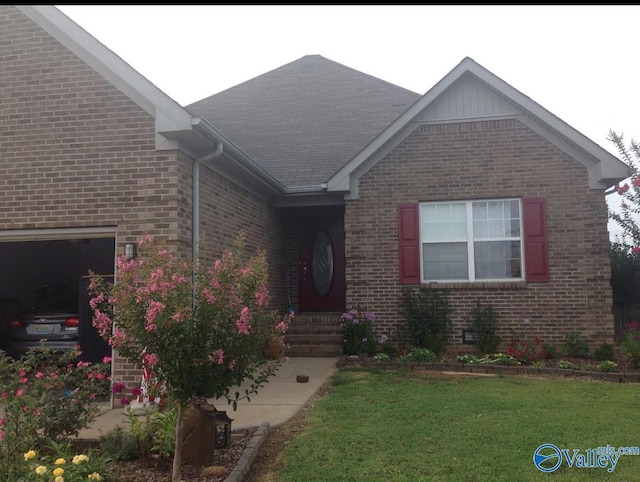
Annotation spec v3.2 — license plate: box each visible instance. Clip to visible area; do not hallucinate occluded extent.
[33,324,54,335]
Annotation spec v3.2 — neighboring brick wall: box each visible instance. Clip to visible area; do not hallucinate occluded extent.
[0,6,188,388]
[345,119,614,350]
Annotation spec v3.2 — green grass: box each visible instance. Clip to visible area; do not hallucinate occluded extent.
[276,369,640,481]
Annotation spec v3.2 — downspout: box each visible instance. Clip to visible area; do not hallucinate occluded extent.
[193,142,224,261]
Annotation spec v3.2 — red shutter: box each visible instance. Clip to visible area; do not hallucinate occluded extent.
[398,203,420,285]
[523,197,549,283]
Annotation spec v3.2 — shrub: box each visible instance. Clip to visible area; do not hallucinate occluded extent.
[557,360,575,370]
[19,441,114,482]
[99,426,139,461]
[400,347,438,362]
[542,343,558,359]
[0,347,111,481]
[470,299,501,355]
[401,286,453,356]
[596,360,618,373]
[561,332,590,358]
[341,309,377,356]
[620,321,640,368]
[594,343,615,361]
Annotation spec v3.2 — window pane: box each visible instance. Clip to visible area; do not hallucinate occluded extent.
[423,243,468,280]
[473,202,487,220]
[474,241,521,279]
[422,203,466,242]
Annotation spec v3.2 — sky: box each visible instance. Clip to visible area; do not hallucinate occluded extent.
[56,5,639,238]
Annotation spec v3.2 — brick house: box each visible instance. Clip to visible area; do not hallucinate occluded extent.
[0,6,631,384]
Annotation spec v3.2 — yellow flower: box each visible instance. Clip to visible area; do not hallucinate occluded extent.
[72,454,89,464]
[55,477,64,482]
[88,473,102,481]
[35,465,47,475]
[53,467,64,476]
[54,458,66,465]
[24,450,37,460]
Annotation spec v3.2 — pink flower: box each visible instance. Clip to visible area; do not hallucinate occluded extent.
[77,361,90,368]
[172,312,184,322]
[87,373,94,379]
[131,387,142,397]
[112,382,126,394]
[19,369,27,377]
[16,388,24,397]
[228,360,236,371]
[633,247,640,254]
[211,349,224,365]
[120,397,131,406]
[236,306,251,335]
[20,377,28,384]
[276,321,287,333]
[103,356,112,364]
[35,372,44,379]
[96,373,105,379]
[145,353,160,367]
[89,393,96,401]
[50,373,58,379]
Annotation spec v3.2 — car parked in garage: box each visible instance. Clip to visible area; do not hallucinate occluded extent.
[8,296,80,357]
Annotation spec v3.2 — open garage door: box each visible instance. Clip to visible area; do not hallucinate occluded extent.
[0,228,115,362]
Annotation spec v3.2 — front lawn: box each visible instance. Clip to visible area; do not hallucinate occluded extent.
[275,369,640,481]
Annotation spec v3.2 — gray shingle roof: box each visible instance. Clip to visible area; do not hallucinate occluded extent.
[185,55,420,188]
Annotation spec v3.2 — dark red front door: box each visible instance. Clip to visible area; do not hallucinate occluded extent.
[299,207,345,313]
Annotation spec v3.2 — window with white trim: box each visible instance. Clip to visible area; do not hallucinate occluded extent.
[419,199,523,282]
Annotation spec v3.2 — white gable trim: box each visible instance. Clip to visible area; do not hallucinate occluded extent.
[327,57,631,195]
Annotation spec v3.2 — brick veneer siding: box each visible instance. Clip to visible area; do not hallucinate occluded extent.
[345,119,614,351]
[195,161,288,312]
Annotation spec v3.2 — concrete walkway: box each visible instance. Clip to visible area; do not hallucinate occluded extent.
[75,357,339,441]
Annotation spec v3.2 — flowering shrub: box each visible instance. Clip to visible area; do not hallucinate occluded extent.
[506,336,546,364]
[596,360,619,373]
[620,321,640,368]
[88,233,288,481]
[341,309,377,356]
[20,444,112,482]
[0,347,111,480]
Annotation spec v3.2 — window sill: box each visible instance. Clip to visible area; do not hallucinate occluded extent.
[420,280,527,290]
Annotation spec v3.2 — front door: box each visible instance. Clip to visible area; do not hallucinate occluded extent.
[299,207,345,312]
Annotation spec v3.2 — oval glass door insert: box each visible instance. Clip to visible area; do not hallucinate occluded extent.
[312,231,334,297]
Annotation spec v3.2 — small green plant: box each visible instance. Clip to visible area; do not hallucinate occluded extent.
[596,360,618,373]
[541,343,558,359]
[341,309,377,356]
[470,299,501,355]
[457,354,481,364]
[99,426,140,461]
[372,353,391,362]
[531,360,546,368]
[561,332,590,358]
[557,360,575,370]
[401,286,453,356]
[400,347,437,362]
[492,353,518,366]
[620,321,640,369]
[594,343,615,361]
[580,362,593,371]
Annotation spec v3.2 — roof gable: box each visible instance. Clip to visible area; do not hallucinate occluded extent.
[328,57,631,195]
[186,55,420,188]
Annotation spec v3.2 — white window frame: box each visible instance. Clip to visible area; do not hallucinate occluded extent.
[419,198,524,283]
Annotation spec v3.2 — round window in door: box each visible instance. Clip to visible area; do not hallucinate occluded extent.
[312,230,334,297]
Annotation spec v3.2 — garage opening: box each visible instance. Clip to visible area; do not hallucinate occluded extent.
[0,229,116,362]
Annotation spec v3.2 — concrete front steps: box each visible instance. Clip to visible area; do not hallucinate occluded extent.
[284,312,344,357]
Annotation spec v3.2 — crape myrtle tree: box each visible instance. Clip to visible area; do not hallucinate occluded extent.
[88,233,288,482]
[608,131,640,307]
[608,130,640,248]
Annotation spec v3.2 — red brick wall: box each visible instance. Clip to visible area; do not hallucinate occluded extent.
[345,119,613,351]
